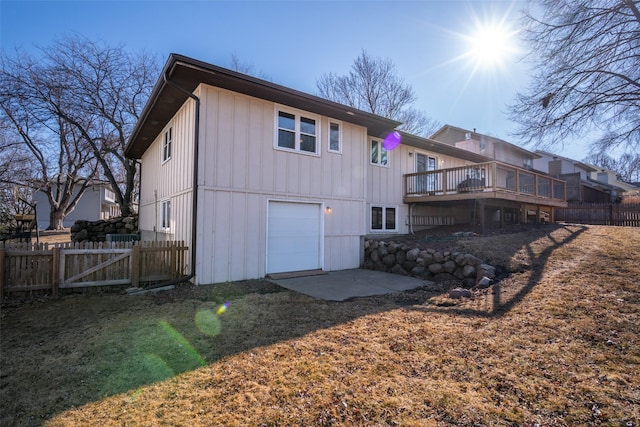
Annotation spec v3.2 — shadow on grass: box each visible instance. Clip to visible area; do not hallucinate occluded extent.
[0,224,588,426]
[410,223,589,318]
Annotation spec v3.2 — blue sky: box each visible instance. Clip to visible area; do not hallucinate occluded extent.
[0,0,587,160]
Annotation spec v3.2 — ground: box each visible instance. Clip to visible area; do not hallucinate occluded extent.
[1,224,639,426]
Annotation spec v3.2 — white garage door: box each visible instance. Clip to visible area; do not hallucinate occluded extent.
[267,201,322,274]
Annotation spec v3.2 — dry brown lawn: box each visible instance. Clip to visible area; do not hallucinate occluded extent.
[1,224,638,426]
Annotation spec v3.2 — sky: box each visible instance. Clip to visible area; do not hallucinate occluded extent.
[0,0,587,160]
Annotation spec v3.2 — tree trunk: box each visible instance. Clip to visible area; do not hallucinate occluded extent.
[48,209,65,230]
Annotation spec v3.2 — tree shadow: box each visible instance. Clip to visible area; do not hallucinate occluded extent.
[0,224,589,426]
[408,223,589,318]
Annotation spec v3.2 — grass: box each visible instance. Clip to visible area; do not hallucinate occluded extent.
[1,224,639,426]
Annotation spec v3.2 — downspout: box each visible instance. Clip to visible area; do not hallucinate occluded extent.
[408,203,415,235]
[134,65,200,292]
[162,67,200,285]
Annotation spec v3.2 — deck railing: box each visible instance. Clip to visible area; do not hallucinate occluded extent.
[404,161,566,201]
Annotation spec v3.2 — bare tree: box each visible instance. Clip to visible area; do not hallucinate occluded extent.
[510,0,640,156]
[583,152,640,183]
[316,50,440,137]
[1,35,159,217]
[0,63,99,229]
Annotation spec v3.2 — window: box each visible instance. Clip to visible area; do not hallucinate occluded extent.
[371,206,397,231]
[329,121,341,153]
[371,139,388,166]
[162,127,172,163]
[161,200,171,231]
[276,108,319,154]
[523,157,532,170]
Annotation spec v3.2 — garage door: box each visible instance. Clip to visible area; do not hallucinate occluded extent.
[267,201,322,274]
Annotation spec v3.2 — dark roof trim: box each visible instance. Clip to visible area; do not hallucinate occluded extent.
[398,131,494,163]
[125,54,401,158]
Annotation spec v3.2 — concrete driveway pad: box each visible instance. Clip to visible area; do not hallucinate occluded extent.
[267,269,433,301]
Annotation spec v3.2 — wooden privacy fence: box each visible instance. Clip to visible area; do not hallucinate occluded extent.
[0,241,187,298]
[555,203,640,227]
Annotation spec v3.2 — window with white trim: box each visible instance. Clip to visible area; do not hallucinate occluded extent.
[328,121,341,153]
[276,108,319,154]
[371,206,397,231]
[371,139,388,166]
[162,126,172,163]
[161,200,171,231]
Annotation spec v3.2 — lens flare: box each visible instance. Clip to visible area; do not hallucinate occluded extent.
[194,309,222,337]
[383,131,402,150]
[216,302,229,315]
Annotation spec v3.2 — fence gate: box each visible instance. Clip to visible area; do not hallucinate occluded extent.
[60,247,133,288]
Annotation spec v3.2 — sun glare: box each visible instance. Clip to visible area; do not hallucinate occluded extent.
[468,24,516,67]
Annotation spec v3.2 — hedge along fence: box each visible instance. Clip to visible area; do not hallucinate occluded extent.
[0,240,187,299]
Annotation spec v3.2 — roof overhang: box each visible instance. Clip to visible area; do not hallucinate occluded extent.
[125,54,401,159]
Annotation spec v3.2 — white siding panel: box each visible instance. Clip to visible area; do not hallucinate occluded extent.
[216,92,234,188]
[211,191,231,283]
[230,191,247,281]
[247,100,265,191]
[232,97,249,189]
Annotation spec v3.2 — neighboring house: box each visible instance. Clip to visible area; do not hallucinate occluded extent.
[534,150,613,203]
[34,182,121,229]
[125,54,567,285]
[588,167,640,201]
[428,125,566,225]
[430,125,539,170]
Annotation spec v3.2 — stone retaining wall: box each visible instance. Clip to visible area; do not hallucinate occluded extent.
[363,239,496,288]
[71,216,138,242]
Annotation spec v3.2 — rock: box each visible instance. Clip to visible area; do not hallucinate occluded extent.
[444,260,456,273]
[370,249,380,263]
[477,276,492,288]
[465,254,481,266]
[395,250,407,264]
[387,243,399,254]
[406,248,420,262]
[402,261,417,271]
[378,244,389,257]
[374,262,387,272]
[74,229,89,242]
[421,252,434,265]
[382,254,396,267]
[462,264,476,278]
[433,252,445,263]
[411,266,426,275]
[455,253,467,266]
[478,263,496,279]
[390,264,408,276]
[449,287,472,299]
[428,263,444,274]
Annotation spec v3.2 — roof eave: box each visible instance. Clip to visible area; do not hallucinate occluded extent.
[125,54,400,159]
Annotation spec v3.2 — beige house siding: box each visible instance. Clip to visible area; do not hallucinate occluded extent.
[138,97,196,273]
[140,84,372,284]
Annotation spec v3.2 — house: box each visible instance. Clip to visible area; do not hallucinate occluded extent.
[33,181,121,230]
[588,167,639,201]
[125,54,567,285]
[430,125,539,170]
[428,125,567,225]
[533,150,615,203]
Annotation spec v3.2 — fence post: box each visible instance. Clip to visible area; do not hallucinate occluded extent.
[0,248,5,301]
[170,243,177,278]
[52,247,60,298]
[131,244,140,288]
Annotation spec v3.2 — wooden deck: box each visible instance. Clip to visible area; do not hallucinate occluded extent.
[403,161,567,208]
